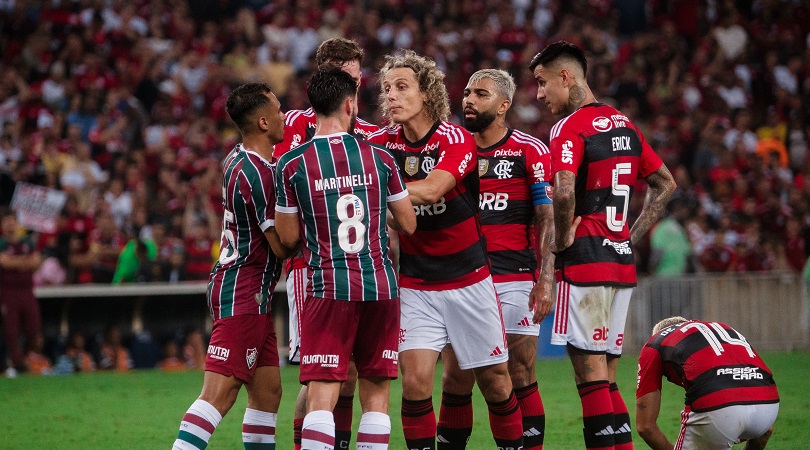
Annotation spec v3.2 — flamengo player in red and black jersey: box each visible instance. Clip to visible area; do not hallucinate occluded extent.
[272,38,380,450]
[531,41,676,450]
[172,83,293,450]
[370,51,524,450]
[275,67,416,450]
[435,69,554,450]
[637,317,779,450]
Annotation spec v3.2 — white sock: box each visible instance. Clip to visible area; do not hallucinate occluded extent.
[242,408,277,445]
[356,412,391,450]
[302,410,335,450]
[173,399,222,449]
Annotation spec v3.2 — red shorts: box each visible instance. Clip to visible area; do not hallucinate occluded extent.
[205,313,279,383]
[300,296,399,383]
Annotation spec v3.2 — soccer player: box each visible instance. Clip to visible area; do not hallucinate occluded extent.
[436,69,554,450]
[172,83,291,450]
[272,37,379,450]
[530,41,676,450]
[636,316,780,450]
[370,51,524,450]
[274,66,416,450]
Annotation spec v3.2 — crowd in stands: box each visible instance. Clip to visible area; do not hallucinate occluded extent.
[0,0,809,281]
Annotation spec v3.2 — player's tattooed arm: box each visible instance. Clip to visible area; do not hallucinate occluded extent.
[636,390,673,450]
[552,170,581,252]
[630,164,676,244]
[530,204,555,323]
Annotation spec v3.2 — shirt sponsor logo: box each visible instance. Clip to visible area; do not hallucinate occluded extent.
[382,349,398,362]
[478,158,489,177]
[533,162,545,181]
[494,159,514,179]
[612,136,632,152]
[290,134,302,149]
[301,354,339,368]
[479,192,509,211]
[313,173,374,191]
[593,326,610,341]
[246,348,257,369]
[561,141,574,164]
[387,142,407,151]
[208,345,230,361]
[593,116,613,132]
[716,367,764,380]
[399,328,406,344]
[404,156,419,176]
[458,152,472,175]
[414,196,446,216]
[493,148,523,157]
[602,239,632,255]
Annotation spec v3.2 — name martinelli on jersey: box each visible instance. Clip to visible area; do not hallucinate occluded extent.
[313,173,373,192]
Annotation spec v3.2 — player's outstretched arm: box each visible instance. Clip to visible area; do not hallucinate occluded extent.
[406,169,456,206]
[387,197,416,236]
[635,390,672,450]
[630,164,676,244]
[530,203,555,324]
[273,212,301,255]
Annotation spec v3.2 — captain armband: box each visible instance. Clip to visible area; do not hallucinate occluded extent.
[531,181,553,206]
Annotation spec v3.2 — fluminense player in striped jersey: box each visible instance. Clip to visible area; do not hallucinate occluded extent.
[275,67,416,450]
[172,83,294,450]
[370,51,524,450]
[436,69,554,450]
[273,38,379,450]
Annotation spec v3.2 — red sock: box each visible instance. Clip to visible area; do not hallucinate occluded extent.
[578,381,615,450]
[437,391,473,449]
[515,382,545,449]
[487,393,523,450]
[333,395,354,449]
[402,397,436,450]
[293,417,304,450]
[610,383,633,450]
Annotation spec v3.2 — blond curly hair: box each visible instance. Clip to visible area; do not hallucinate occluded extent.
[378,50,450,123]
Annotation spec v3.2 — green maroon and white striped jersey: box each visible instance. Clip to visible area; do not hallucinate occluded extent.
[207,144,282,319]
[275,132,408,301]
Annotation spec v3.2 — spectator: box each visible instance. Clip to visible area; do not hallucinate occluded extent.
[649,200,693,276]
[112,237,157,284]
[60,330,96,373]
[24,333,53,376]
[158,339,187,373]
[98,325,133,372]
[182,328,206,370]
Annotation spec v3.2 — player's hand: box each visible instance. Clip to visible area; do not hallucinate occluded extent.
[552,216,582,252]
[529,279,553,324]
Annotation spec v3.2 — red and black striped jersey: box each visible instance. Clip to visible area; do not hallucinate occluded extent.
[272,107,379,272]
[275,132,407,301]
[637,320,779,412]
[369,121,489,290]
[478,128,551,282]
[207,144,282,319]
[549,103,663,286]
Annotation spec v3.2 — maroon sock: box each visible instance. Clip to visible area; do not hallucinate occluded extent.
[610,383,633,449]
[515,382,545,449]
[487,393,523,450]
[333,395,354,449]
[578,380,615,450]
[437,391,473,449]
[293,417,303,450]
[402,397,436,450]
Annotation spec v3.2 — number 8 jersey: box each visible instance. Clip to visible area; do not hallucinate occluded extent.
[275,132,408,301]
[549,103,664,286]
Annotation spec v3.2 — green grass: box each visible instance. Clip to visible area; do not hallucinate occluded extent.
[1,351,808,449]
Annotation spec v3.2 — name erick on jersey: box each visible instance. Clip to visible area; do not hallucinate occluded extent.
[549,103,663,286]
[272,107,379,271]
[208,144,282,319]
[637,320,779,412]
[369,121,489,290]
[275,132,408,302]
[479,128,550,282]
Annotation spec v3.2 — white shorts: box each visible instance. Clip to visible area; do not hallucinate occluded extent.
[676,403,779,450]
[550,280,633,355]
[495,281,541,336]
[400,276,508,370]
[286,267,308,364]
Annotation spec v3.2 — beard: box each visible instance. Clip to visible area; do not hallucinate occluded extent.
[463,110,497,133]
[348,113,357,134]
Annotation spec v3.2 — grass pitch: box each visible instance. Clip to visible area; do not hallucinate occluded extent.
[1,351,807,449]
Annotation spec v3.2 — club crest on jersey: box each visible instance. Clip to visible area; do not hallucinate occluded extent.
[330,138,341,144]
[254,293,264,305]
[593,116,613,132]
[494,159,514,179]
[246,348,258,369]
[478,158,489,177]
[421,156,435,174]
[404,156,419,176]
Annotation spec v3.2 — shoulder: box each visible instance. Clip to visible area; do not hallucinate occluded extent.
[436,121,472,145]
[277,141,312,168]
[354,117,380,138]
[369,124,401,140]
[510,129,549,154]
[284,108,315,127]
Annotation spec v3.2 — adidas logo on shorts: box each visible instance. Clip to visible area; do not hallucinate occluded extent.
[490,346,503,357]
[518,317,532,327]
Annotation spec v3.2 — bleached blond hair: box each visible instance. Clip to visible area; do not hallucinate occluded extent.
[652,316,689,335]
